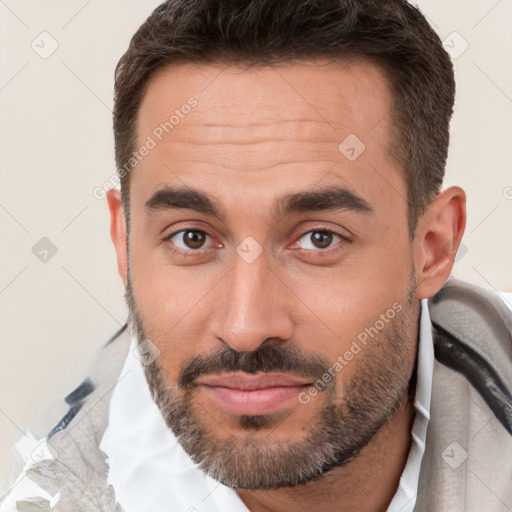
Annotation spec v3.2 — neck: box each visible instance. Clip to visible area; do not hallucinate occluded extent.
[237,373,418,512]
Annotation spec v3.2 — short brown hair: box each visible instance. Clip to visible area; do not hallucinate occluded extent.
[113,0,455,236]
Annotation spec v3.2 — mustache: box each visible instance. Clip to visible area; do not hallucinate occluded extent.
[177,344,332,390]
[127,280,336,392]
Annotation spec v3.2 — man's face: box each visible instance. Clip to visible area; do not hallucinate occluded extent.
[125,58,420,488]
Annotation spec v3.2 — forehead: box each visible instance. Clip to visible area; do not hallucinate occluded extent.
[131,58,405,222]
[137,57,393,145]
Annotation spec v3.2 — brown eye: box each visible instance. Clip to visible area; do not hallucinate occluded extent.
[167,229,210,251]
[311,231,332,249]
[182,230,206,249]
[297,230,343,250]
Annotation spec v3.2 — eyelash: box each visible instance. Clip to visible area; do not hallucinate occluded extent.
[162,228,349,258]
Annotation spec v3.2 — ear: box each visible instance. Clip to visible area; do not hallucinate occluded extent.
[106,189,128,286]
[414,186,467,300]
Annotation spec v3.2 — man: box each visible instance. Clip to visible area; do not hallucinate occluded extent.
[2,0,511,511]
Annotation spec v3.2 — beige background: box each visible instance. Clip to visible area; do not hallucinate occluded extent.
[1,0,511,493]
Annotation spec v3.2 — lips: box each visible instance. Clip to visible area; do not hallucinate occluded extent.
[199,372,311,390]
[198,372,312,416]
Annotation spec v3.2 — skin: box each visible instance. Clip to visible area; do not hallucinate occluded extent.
[107,58,466,512]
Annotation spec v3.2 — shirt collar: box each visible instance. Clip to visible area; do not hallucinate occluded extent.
[386,298,434,512]
[100,299,434,512]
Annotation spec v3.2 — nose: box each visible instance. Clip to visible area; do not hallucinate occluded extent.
[210,251,294,353]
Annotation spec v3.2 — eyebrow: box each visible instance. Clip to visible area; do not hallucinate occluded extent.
[145,184,374,222]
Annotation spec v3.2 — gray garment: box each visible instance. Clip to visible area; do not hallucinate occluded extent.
[415,279,512,511]
[11,278,512,511]
[18,326,131,512]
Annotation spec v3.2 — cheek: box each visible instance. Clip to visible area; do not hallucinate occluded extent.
[131,234,209,319]
[298,255,412,363]
[130,259,214,378]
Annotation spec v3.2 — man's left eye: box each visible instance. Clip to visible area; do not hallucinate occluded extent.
[296,230,345,250]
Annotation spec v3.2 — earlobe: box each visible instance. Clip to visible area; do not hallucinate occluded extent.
[106,189,128,286]
[414,186,467,300]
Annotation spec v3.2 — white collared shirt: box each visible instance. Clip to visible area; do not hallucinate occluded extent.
[98,299,435,512]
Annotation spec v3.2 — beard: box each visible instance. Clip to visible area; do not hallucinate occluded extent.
[125,271,419,490]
